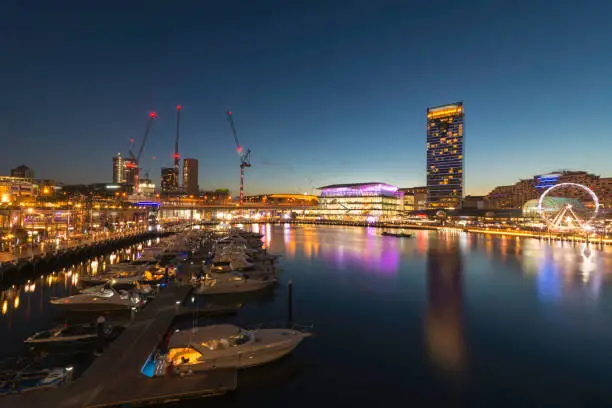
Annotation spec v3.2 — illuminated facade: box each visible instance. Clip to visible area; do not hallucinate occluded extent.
[124,157,138,187]
[161,167,178,194]
[243,194,318,206]
[112,153,125,184]
[399,186,428,211]
[486,171,612,209]
[426,102,464,209]
[0,176,34,202]
[315,182,402,222]
[182,158,199,195]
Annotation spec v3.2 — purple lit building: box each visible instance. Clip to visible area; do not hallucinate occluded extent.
[316,182,403,222]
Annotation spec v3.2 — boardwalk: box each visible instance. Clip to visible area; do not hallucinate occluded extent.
[1,284,237,408]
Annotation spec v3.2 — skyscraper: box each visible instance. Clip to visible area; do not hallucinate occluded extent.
[112,153,125,184]
[124,157,138,187]
[426,102,464,209]
[11,165,35,179]
[161,167,177,194]
[182,158,199,196]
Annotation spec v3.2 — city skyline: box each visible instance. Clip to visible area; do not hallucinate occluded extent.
[2,2,612,195]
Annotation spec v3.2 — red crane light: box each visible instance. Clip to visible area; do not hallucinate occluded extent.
[149,112,157,118]
[152,156,156,160]
[236,146,243,153]
[173,153,180,159]
[129,138,135,143]
[176,105,182,111]
[227,111,232,115]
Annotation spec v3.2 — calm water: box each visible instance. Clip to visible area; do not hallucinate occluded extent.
[4,226,612,406]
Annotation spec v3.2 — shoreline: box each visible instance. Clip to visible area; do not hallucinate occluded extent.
[217,220,612,246]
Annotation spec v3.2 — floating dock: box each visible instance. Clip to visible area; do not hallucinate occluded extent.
[1,284,237,408]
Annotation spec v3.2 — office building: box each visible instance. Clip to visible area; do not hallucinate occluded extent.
[426,102,464,209]
[161,167,178,194]
[315,182,403,222]
[11,165,35,179]
[112,153,125,184]
[182,158,199,195]
[399,186,428,211]
[124,157,138,187]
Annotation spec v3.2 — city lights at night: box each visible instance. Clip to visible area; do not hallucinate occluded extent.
[1,1,612,407]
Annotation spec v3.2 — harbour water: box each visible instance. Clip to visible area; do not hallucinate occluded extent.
[3,226,612,406]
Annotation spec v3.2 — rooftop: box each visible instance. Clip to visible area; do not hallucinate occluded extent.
[318,182,392,190]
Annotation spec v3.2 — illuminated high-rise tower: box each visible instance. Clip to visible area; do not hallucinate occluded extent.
[426,102,464,209]
[182,158,199,196]
[112,153,125,184]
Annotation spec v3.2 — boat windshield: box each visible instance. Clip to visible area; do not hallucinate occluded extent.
[167,347,203,365]
[94,289,115,298]
[229,332,251,346]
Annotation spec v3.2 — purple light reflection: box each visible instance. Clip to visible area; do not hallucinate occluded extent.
[319,232,400,274]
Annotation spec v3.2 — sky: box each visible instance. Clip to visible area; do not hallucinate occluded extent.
[1,0,612,196]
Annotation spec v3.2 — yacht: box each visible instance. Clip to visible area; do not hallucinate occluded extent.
[50,288,139,312]
[165,323,311,373]
[25,323,122,345]
[193,272,276,295]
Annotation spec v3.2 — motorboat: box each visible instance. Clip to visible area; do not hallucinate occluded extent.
[0,367,72,395]
[25,323,123,345]
[164,323,311,373]
[193,272,276,295]
[381,231,413,238]
[50,288,139,312]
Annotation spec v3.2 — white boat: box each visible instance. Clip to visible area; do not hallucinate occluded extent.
[25,323,121,345]
[193,272,276,295]
[50,288,138,312]
[165,323,311,373]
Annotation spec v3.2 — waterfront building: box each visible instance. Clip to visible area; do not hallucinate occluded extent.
[462,195,485,210]
[399,186,428,211]
[315,182,402,222]
[161,167,178,194]
[112,153,125,184]
[485,171,612,209]
[182,158,199,196]
[138,178,156,196]
[10,165,35,179]
[243,194,318,206]
[0,176,35,202]
[426,102,464,209]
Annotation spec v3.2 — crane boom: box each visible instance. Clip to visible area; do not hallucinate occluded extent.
[225,111,252,204]
[226,111,242,152]
[174,105,181,192]
[137,112,157,162]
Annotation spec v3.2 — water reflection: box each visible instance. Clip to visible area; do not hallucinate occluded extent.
[0,243,147,328]
[425,236,466,373]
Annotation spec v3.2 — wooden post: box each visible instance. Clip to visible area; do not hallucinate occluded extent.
[287,280,293,325]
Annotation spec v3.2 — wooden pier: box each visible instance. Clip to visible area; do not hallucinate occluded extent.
[0,284,237,408]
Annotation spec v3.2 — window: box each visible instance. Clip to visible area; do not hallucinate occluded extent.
[167,347,204,365]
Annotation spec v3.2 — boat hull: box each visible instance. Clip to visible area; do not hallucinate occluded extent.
[49,300,131,312]
[194,280,275,295]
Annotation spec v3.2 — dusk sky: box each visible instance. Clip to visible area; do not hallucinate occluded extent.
[2,1,612,195]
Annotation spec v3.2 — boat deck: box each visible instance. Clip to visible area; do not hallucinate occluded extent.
[1,284,237,408]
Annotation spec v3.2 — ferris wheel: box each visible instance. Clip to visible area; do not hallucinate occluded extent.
[537,183,599,231]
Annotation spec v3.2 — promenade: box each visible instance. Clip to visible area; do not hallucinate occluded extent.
[0,229,148,264]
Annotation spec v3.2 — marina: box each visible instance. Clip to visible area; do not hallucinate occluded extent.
[1,224,612,406]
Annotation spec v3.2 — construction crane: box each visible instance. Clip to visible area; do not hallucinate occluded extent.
[226,111,251,204]
[173,105,181,193]
[128,111,157,192]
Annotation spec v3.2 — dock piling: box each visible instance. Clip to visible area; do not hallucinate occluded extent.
[287,280,293,325]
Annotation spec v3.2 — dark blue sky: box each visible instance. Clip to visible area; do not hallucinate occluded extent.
[2,0,611,195]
